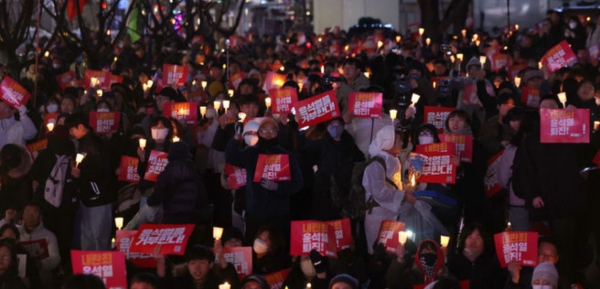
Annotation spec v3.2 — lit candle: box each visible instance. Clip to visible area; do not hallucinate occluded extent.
[228,89,234,96]
[172,136,180,143]
[223,100,230,111]
[377,41,383,49]
[91,77,98,87]
[557,92,567,107]
[200,106,207,117]
[411,93,421,105]
[364,72,370,79]
[389,109,397,120]
[115,217,124,230]
[320,65,325,74]
[306,283,312,289]
[398,231,408,245]
[456,53,464,62]
[265,97,272,108]
[238,112,247,122]
[213,227,224,239]
[461,29,467,38]
[440,235,450,247]
[475,40,481,47]
[47,123,55,132]
[425,38,431,46]
[139,138,146,149]
[44,51,49,58]
[142,84,148,92]
[433,81,437,89]
[479,56,487,65]
[594,121,600,131]
[214,101,221,111]
[410,173,416,187]
[514,76,521,87]
[515,24,519,30]
[97,89,103,97]
[218,282,231,289]
[279,66,285,71]
[396,35,401,43]
[450,55,456,63]
[538,62,543,69]
[201,80,207,89]
[147,80,153,87]
[418,28,425,36]
[75,153,85,167]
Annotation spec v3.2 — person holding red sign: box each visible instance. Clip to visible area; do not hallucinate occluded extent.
[137,116,174,191]
[364,126,416,254]
[335,58,371,112]
[386,239,447,288]
[225,118,303,242]
[0,100,38,149]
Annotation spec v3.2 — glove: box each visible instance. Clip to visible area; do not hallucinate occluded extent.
[234,122,243,137]
[309,249,326,274]
[260,178,278,191]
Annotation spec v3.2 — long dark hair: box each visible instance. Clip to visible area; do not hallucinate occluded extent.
[456,223,494,254]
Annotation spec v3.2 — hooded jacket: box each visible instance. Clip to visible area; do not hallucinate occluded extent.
[386,239,447,289]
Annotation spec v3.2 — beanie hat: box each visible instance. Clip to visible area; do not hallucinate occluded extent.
[466,57,482,70]
[328,274,359,289]
[531,262,558,288]
[220,227,244,246]
[241,274,269,289]
[243,120,260,135]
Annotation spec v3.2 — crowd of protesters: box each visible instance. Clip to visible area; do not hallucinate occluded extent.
[0,7,599,289]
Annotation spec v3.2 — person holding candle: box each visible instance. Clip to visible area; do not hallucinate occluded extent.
[65,112,116,251]
[386,239,448,288]
[363,126,416,254]
[0,100,38,150]
[137,116,173,191]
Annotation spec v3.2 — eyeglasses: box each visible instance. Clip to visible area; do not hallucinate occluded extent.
[259,129,279,134]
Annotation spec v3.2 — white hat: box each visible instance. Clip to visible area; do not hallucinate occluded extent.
[243,120,260,134]
[532,262,558,288]
[368,125,395,157]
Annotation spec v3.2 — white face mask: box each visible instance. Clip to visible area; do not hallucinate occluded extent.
[253,238,268,255]
[151,128,169,140]
[46,104,58,114]
[244,133,258,146]
[97,108,110,113]
[532,285,554,289]
[569,22,577,29]
[300,256,316,279]
[418,135,434,145]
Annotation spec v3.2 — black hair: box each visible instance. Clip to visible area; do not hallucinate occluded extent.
[457,223,494,254]
[503,106,525,125]
[63,274,107,289]
[0,224,20,240]
[444,109,472,132]
[496,92,515,106]
[342,58,364,71]
[130,273,159,288]
[185,245,215,262]
[238,94,261,106]
[432,277,463,289]
[64,112,90,130]
[413,123,441,146]
[538,236,559,251]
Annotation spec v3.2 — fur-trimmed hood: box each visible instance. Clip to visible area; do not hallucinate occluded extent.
[0,144,33,179]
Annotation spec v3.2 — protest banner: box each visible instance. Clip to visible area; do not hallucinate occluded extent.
[129,224,195,255]
[348,92,383,118]
[253,154,291,182]
[290,220,338,258]
[540,109,590,143]
[71,250,127,289]
[494,232,538,268]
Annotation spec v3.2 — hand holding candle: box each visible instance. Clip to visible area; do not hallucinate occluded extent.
[265,97,272,108]
[214,101,221,111]
[218,282,230,289]
[47,123,55,132]
[238,112,247,123]
[75,153,85,167]
[223,100,230,111]
[557,92,567,107]
[115,217,124,230]
[440,235,450,247]
[200,106,207,118]
[139,138,147,150]
[398,231,408,245]
[389,109,397,120]
[213,227,224,240]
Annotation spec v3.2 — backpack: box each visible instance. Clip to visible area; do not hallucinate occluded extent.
[509,145,527,199]
[332,156,398,220]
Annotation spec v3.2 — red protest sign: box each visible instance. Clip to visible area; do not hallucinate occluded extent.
[348,92,383,118]
[268,88,299,114]
[490,53,512,72]
[540,109,590,143]
[520,87,540,108]
[494,232,538,268]
[0,76,31,109]
[20,239,49,261]
[71,250,127,289]
[27,139,48,161]
[118,156,140,183]
[222,247,252,280]
[290,220,338,258]
[263,269,290,289]
[115,230,156,268]
[84,70,111,90]
[162,64,189,86]
[143,150,169,182]
[409,152,457,184]
[89,112,121,134]
[484,150,504,197]
[424,106,454,133]
[462,83,482,107]
[440,134,473,163]
[325,218,352,251]
[541,40,578,73]
[262,72,287,92]
[294,90,341,127]
[229,71,246,90]
[377,220,406,254]
[56,71,76,91]
[129,224,195,255]
[224,164,246,189]
[164,102,198,125]
[253,154,291,182]
[439,134,474,163]
[593,149,600,167]
[416,142,457,155]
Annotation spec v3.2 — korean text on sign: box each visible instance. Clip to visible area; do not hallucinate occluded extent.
[118,156,140,183]
[484,150,504,197]
[424,106,454,133]
[89,112,121,134]
[268,88,298,114]
[415,142,456,155]
[540,108,590,143]
[253,154,291,182]
[290,220,337,258]
[143,150,169,182]
[377,220,406,254]
[325,218,352,251]
[225,164,247,189]
[0,76,31,109]
[494,232,538,268]
[409,152,457,184]
[222,247,252,279]
[541,40,578,73]
[164,102,198,125]
[348,92,383,118]
[263,269,290,289]
[115,230,156,268]
[71,250,127,289]
[162,64,188,86]
[439,134,474,163]
[129,224,195,255]
[294,91,341,127]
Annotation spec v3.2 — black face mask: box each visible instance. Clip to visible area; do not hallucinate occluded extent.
[419,253,438,276]
[258,136,279,149]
